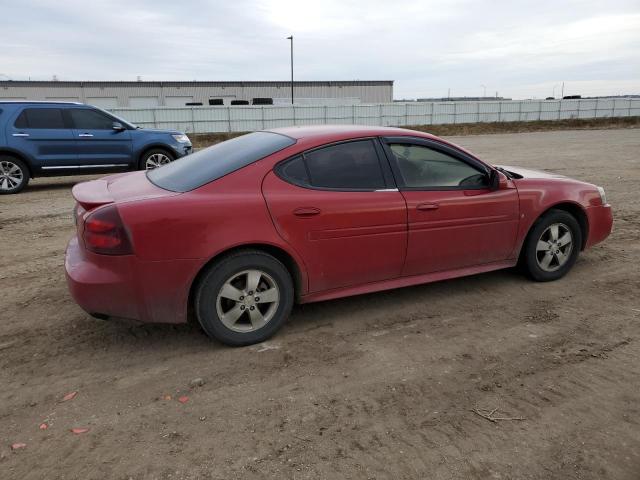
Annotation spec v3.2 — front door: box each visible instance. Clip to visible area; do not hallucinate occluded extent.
[68,108,132,167]
[262,139,407,293]
[382,138,520,276]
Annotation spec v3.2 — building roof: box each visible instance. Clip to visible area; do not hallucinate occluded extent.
[0,100,82,105]
[0,80,393,87]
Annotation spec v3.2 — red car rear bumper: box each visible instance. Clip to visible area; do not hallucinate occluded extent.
[585,204,613,248]
[65,236,199,324]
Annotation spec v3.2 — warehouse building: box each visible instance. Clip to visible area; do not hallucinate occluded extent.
[0,80,393,107]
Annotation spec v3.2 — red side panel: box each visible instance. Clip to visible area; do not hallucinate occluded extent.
[262,171,408,293]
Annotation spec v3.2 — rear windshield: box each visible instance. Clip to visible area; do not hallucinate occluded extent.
[147,131,296,192]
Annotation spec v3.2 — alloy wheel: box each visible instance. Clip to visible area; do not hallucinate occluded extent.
[215,269,280,332]
[0,160,24,192]
[145,153,172,169]
[536,222,573,272]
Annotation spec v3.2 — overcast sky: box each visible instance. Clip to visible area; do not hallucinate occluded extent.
[1,0,638,99]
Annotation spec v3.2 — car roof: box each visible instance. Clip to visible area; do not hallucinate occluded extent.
[267,124,442,142]
[265,125,484,163]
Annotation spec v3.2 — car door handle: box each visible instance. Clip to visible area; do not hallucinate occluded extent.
[12,133,29,137]
[416,203,439,211]
[293,207,321,217]
[78,133,94,137]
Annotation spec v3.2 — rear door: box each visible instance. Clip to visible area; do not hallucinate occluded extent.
[68,107,132,167]
[262,139,408,293]
[382,137,519,276]
[7,107,78,170]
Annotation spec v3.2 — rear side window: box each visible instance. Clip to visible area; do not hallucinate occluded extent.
[278,156,309,185]
[14,111,28,128]
[278,140,386,190]
[147,131,296,192]
[15,108,65,129]
[70,109,114,130]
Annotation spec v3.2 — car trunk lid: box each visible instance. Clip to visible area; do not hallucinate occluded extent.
[72,171,179,211]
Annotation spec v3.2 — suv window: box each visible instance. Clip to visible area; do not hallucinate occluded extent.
[15,108,65,129]
[389,144,488,188]
[148,131,296,192]
[70,109,114,130]
[279,140,386,190]
[14,111,28,129]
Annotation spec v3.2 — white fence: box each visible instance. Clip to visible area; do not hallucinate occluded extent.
[109,98,640,134]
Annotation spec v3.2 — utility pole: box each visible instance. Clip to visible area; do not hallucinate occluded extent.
[286,36,294,104]
[561,81,565,99]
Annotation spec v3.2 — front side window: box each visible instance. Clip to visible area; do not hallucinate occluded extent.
[389,144,488,189]
[279,140,386,190]
[15,108,65,129]
[70,109,114,130]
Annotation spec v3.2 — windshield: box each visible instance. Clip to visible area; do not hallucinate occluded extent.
[147,131,296,192]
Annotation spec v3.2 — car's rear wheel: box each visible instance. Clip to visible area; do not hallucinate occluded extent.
[140,149,174,170]
[0,157,30,195]
[522,209,582,281]
[195,250,294,346]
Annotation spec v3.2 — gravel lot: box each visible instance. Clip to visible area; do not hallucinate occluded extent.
[1,128,639,480]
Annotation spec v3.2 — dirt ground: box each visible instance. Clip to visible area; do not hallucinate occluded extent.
[1,128,639,480]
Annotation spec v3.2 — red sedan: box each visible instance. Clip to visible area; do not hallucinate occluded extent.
[65,126,613,346]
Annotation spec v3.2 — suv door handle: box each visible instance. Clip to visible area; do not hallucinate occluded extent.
[293,207,321,217]
[417,202,439,211]
[78,133,94,138]
[12,133,29,137]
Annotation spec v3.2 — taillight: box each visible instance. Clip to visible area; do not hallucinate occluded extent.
[83,205,133,255]
[73,203,86,226]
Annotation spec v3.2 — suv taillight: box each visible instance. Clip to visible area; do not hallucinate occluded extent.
[83,205,133,255]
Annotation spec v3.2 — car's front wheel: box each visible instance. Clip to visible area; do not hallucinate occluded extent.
[0,157,30,195]
[140,149,174,170]
[195,250,294,346]
[522,209,582,281]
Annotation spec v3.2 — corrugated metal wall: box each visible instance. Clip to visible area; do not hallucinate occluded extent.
[108,99,640,133]
[0,81,393,106]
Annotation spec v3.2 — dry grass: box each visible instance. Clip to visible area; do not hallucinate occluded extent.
[190,116,640,149]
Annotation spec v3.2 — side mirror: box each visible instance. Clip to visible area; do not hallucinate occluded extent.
[489,169,500,190]
[112,122,125,131]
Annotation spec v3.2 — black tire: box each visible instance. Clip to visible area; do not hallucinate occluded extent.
[195,250,294,346]
[0,156,30,195]
[522,209,582,282]
[138,148,174,170]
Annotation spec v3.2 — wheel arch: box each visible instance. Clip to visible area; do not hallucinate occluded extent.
[137,144,175,169]
[520,201,589,262]
[0,149,35,178]
[186,243,306,322]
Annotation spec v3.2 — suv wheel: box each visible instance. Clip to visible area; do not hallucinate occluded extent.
[195,250,294,346]
[140,149,174,170]
[522,209,582,281]
[0,157,30,195]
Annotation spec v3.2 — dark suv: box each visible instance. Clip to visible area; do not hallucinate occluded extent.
[0,101,192,194]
